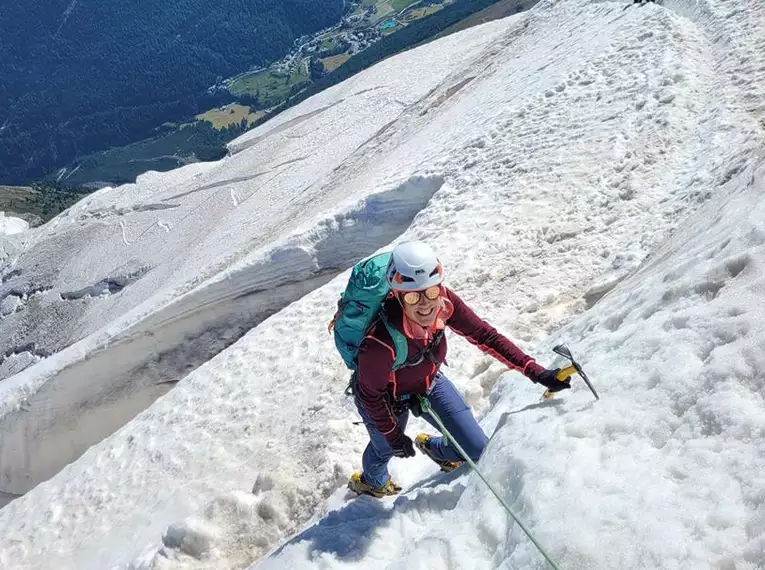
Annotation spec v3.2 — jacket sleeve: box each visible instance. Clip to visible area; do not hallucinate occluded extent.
[445,288,545,381]
[356,335,400,438]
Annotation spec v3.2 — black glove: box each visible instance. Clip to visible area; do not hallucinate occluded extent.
[386,429,416,458]
[535,368,571,393]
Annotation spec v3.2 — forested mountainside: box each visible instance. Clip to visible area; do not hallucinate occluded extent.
[0,0,345,184]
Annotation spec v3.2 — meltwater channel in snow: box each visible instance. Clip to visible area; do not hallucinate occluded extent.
[1,0,765,569]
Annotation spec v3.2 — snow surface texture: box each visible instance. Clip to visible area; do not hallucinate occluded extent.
[1,0,764,568]
[0,213,28,236]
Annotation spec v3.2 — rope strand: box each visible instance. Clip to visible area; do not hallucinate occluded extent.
[417,395,563,570]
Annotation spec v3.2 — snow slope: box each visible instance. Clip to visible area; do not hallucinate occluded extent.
[0,19,503,496]
[1,0,764,568]
[256,153,765,570]
[0,213,28,236]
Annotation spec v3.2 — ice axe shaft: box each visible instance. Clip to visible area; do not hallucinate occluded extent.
[543,345,600,400]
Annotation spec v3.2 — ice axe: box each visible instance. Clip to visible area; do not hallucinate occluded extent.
[542,344,600,400]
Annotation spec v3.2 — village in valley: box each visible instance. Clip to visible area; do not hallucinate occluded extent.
[200,0,456,128]
[12,0,511,194]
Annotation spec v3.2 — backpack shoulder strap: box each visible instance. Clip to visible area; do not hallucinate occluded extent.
[400,328,445,369]
[379,310,408,371]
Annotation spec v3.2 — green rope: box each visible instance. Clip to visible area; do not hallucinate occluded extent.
[417,395,563,570]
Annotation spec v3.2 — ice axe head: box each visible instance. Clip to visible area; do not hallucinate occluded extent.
[552,344,573,361]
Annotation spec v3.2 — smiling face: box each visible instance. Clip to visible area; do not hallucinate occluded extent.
[400,290,440,328]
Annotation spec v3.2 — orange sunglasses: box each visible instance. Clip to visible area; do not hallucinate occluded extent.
[400,286,441,305]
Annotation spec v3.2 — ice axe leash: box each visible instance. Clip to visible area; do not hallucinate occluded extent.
[542,344,600,400]
[416,395,564,570]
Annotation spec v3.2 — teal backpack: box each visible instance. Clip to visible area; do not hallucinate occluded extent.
[330,252,409,371]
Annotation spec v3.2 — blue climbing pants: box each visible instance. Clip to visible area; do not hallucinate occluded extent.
[355,373,488,488]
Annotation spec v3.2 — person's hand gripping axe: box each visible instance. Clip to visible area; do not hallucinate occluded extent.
[538,344,600,400]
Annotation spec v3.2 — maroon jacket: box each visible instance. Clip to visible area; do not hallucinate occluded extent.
[356,287,545,441]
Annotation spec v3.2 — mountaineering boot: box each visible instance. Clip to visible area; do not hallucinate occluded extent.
[347,472,401,498]
[415,434,463,473]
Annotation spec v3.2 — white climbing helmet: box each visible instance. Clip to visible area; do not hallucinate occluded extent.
[386,241,444,291]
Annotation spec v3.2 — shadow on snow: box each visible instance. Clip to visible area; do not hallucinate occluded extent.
[268,473,467,562]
